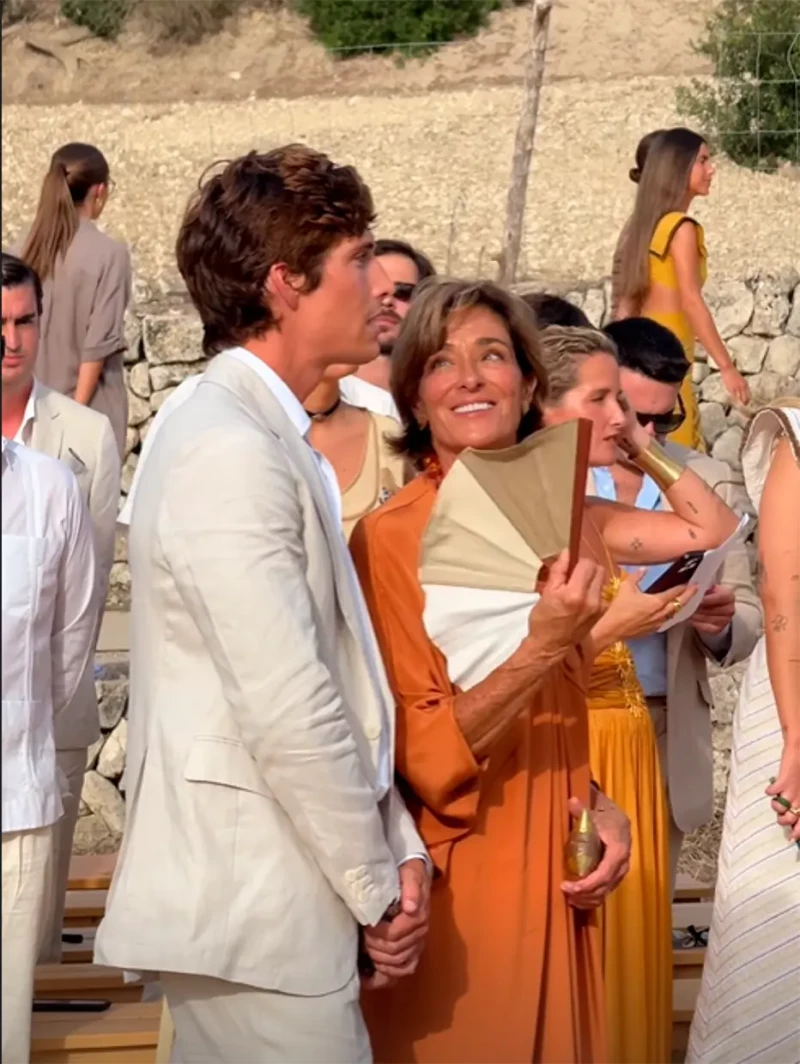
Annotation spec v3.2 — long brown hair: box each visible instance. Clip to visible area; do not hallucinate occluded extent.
[617,127,705,306]
[22,143,110,282]
[390,278,549,470]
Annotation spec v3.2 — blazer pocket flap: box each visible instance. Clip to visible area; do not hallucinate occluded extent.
[184,736,273,799]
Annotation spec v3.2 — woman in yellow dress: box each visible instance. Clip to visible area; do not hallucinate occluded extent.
[539,324,726,1063]
[614,127,750,450]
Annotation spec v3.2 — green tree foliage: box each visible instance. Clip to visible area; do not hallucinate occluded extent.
[677,0,799,170]
[60,0,130,39]
[296,0,502,57]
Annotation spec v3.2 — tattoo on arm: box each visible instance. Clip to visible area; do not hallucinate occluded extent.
[686,501,699,515]
[631,537,643,552]
[771,614,789,633]
[688,528,697,540]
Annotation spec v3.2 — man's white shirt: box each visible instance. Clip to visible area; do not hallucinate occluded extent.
[1,438,97,833]
[118,367,399,527]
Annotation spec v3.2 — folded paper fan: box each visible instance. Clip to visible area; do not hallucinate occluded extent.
[420,418,592,595]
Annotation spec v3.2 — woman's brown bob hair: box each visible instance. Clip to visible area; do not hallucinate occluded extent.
[390,279,549,470]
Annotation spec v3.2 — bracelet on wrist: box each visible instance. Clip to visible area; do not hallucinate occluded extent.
[631,440,685,492]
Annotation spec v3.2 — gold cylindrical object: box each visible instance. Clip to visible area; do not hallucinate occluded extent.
[564,808,602,880]
[630,440,685,492]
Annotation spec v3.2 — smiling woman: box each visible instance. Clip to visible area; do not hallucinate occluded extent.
[352,280,615,1064]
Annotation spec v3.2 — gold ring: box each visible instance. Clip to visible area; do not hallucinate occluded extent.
[790,806,800,817]
[670,598,683,617]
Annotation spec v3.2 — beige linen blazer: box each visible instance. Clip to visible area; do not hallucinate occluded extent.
[94,353,424,996]
[662,444,761,832]
[30,383,121,749]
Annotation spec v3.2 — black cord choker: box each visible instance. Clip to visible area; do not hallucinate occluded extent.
[304,397,342,422]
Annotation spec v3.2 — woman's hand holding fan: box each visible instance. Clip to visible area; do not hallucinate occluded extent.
[527,551,607,660]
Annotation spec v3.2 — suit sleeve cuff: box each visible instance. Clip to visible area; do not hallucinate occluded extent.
[398,853,433,876]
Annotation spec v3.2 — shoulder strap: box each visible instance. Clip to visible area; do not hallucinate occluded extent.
[650,212,698,260]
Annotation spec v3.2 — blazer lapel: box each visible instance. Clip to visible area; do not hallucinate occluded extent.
[205,356,364,638]
[30,393,64,459]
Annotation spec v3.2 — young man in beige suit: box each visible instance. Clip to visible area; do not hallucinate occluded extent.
[1,252,121,961]
[94,146,430,1062]
[598,319,761,890]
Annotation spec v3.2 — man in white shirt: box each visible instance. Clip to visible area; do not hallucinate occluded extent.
[2,251,121,961]
[1,436,96,1064]
[594,318,761,888]
[95,145,430,1062]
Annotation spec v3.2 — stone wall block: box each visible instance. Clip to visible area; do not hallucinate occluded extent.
[728,335,767,374]
[711,425,744,470]
[81,770,126,836]
[149,362,206,392]
[128,361,152,399]
[127,393,151,427]
[699,401,728,445]
[142,311,205,365]
[705,280,754,339]
[750,271,797,337]
[96,677,128,730]
[786,284,800,338]
[97,719,127,781]
[765,334,800,378]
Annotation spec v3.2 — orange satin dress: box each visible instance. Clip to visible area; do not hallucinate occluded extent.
[350,475,606,1064]
[582,525,672,1064]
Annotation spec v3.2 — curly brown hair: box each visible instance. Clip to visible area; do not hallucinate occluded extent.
[390,279,549,470]
[176,144,376,356]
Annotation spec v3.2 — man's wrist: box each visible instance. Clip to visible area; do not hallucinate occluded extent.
[398,853,432,876]
[697,621,733,659]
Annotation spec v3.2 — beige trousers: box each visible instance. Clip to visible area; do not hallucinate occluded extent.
[39,748,86,964]
[2,825,57,1064]
[647,695,685,896]
[160,971,370,1063]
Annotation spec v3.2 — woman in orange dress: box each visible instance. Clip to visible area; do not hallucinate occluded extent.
[352,281,739,1064]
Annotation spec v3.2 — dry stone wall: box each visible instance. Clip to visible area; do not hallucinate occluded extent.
[86,269,799,875]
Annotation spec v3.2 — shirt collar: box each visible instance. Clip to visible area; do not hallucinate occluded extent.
[224,347,311,440]
[592,466,662,510]
[13,378,42,445]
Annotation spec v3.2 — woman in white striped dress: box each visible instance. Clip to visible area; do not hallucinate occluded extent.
[688,399,800,1064]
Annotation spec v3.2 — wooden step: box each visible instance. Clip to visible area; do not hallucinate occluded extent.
[673,946,705,979]
[68,854,117,892]
[64,891,108,929]
[35,964,143,1005]
[671,978,701,1062]
[672,900,713,929]
[674,874,715,902]
[62,929,96,965]
[31,1000,160,1062]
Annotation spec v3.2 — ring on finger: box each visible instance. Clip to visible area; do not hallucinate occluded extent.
[669,598,683,618]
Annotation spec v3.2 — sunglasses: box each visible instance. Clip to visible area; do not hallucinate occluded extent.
[635,394,686,435]
[392,282,417,303]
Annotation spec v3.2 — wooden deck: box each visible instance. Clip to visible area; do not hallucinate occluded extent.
[36,856,710,1061]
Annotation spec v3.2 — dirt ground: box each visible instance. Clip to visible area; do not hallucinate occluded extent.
[2,0,797,287]
[1,0,713,106]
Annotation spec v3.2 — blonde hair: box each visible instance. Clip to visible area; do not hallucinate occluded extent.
[538,325,619,404]
[22,143,109,282]
[617,128,705,306]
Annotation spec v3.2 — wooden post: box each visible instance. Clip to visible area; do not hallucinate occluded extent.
[497,0,553,286]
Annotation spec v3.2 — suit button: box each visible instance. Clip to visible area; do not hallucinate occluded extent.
[364,722,381,741]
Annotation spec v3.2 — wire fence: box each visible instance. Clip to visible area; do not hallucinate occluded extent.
[679,27,800,170]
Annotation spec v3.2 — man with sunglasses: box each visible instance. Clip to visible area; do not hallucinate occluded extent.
[597,318,761,891]
[349,239,436,395]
